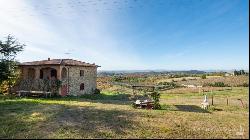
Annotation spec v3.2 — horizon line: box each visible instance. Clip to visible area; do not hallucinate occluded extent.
[97,69,249,72]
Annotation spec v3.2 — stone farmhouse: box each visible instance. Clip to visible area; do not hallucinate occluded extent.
[18,58,100,96]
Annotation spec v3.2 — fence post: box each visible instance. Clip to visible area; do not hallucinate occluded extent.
[212,95,214,106]
[238,99,245,108]
[132,86,135,96]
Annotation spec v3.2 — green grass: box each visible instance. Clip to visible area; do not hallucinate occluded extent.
[160,87,247,98]
[0,88,249,139]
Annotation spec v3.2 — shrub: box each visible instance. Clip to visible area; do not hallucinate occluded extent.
[94,88,101,94]
[201,74,206,79]
[241,83,249,87]
[181,78,187,81]
[207,82,229,87]
[132,102,137,108]
[150,91,161,109]
[0,81,9,94]
[214,82,227,87]
[157,81,178,90]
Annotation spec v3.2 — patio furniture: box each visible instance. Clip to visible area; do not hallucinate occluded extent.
[201,94,209,109]
[16,90,52,98]
[133,99,154,109]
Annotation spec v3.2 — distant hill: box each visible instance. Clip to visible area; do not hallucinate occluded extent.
[97,70,207,76]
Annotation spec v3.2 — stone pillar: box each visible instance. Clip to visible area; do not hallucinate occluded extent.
[21,67,27,80]
[35,67,40,79]
[57,66,62,80]
[57,66,62,95]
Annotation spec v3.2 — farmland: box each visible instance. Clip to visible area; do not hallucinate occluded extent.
[0,73,249,139]
[97,75,249,93]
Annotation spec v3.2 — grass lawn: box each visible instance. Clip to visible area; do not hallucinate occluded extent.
[0,87,248,139]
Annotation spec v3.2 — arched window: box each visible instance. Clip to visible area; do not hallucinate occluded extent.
[80,83,84,90]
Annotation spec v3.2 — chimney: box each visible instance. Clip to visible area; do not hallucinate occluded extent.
[48,58,50,61]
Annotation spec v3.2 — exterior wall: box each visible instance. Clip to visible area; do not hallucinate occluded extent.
[66,66,97,96]
[19,65,98,96]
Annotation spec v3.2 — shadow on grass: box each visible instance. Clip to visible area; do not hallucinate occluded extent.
[159,104,210,113]
[174,105,210,113]
[3,93,136,105]
[0,97,144,139]
[59,93,134,105]
[27,93,149,106]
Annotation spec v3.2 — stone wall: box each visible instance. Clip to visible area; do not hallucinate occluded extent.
[66,66,97,96]
[18,65,98,96]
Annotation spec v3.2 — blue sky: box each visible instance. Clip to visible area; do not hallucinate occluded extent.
[0,0,249,70]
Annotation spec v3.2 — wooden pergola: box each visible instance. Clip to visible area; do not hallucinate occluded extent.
[111,82,156,97]
[131,85,155,96]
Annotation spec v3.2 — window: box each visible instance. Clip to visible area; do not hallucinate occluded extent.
[80,70,84,77]
[51,69,57,79]
[80,83,84,90]
[40,70,43,79]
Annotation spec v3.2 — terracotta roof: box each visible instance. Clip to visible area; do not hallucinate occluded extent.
[19,59,100,67]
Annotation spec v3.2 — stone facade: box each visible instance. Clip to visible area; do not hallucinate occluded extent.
[18,59,100,96]
[63,66,97,96]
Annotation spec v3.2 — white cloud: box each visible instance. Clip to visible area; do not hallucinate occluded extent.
[0,0,146,70]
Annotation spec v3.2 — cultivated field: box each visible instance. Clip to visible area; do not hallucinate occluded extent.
[97,75,249,89]
[0,87,248,139]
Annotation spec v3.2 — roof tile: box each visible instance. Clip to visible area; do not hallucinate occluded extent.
[19,59,100,67]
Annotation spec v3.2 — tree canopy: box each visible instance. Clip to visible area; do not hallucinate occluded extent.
[0,35,25,92]
[0,35,24,60]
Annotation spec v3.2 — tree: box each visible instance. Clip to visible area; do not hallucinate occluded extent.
[0,34,25,93]
[0,35,24,60]
[201,74,206,79]
[233,70,239,76]
[150,91,161,109]
[239,70,245,75]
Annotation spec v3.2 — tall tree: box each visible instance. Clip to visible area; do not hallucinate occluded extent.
[240,70,245,75]
[0,35,24,60]
[0,35,25,93]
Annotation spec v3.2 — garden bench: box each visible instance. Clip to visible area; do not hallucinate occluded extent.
[16,90,52,98]
[16,90,28,97]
